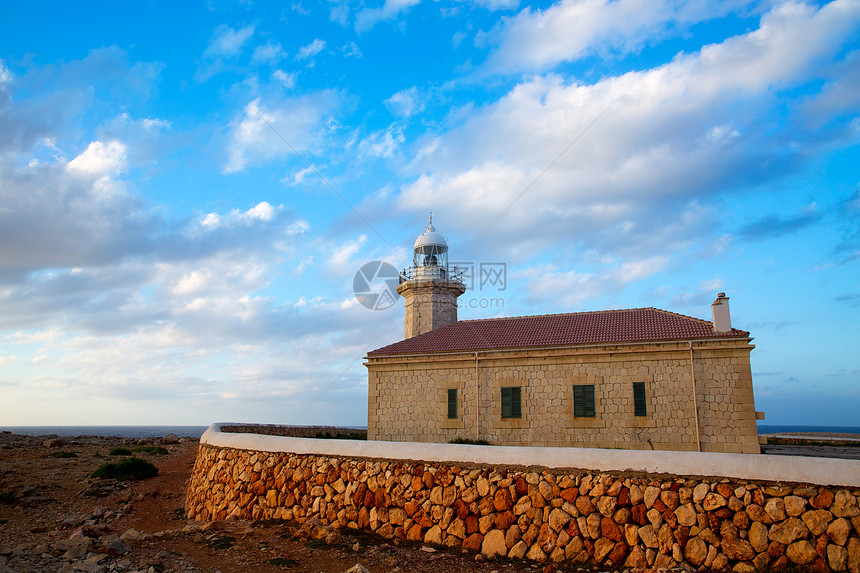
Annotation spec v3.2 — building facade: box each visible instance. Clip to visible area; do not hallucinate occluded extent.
[365,221,762,454]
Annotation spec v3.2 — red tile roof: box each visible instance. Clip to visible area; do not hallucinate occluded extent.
[368,308,749,356]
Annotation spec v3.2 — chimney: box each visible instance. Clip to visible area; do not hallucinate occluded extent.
[711,292,732,332]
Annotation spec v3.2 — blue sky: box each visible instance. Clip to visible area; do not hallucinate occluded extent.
[0,0,858,428]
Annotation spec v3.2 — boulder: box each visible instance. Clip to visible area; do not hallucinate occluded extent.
[769,517,810,545]
[684,537,708,566]
[524,542,547,562]
[508,540,528,559]
[848,538,860,573]
[703,493,727,511]
[802,509,834,536]
[828,518,852,546]
[675,503,697,527]
[765,498,787,522]
[784,495,807,517]
[481,530,507,558]
[811,488,835,510]
[638,524,659,548]
[786,540,818,565]
[593,538,615,562]
[828,544,848,572]
[749,521,769,553]
[547,508,570,532]
[693,483,710,504]
[832,491,860,518]
[625,544,648,569]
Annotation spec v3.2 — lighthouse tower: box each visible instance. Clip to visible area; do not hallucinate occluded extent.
[397,215,466,339]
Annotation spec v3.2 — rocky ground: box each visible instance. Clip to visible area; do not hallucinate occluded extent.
[2,431,858,573]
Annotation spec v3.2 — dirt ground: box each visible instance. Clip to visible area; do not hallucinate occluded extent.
[0,432,587,573]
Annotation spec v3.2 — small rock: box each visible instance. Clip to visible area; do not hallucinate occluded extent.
[160,433,179,445]
[344,565,370,573]
[107,539,131,556]
[120,529,142,543]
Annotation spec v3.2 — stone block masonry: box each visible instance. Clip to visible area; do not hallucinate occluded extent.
[187,440,860,572]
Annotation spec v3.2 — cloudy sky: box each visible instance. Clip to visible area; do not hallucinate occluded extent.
[0,0,858,428]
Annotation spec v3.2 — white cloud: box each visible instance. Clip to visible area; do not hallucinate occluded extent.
[295,39,326,61]
[342,41,362,58]
[355,0,421,32]
[359,124,405,159]
[330,3,350,26]
[224,93,342,173]
[242,201,276,222]
[0,60,12,85]
[328,235,368,275]
[204,24,256,58]
[480,0,756,74]
[252,41,288,64]
[66,140,127,177]
[470,0,520,9]
[393,1,860,261]
[272,69,297,88]
[385,87,425,118]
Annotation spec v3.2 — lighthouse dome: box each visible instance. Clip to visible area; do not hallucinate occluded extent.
[414,220,448,249]
[412,214,449,270]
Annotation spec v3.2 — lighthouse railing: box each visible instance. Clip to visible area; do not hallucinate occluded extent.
[400,265,465,283]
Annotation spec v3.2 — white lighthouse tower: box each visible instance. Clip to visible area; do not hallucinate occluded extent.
[397,215,466,339]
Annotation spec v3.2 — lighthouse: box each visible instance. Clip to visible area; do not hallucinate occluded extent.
[397,215,466,338]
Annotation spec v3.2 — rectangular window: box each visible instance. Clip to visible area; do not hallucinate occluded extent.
[447,388,458,419]
[501,387,521,419]
[633,382,647,417]
[573,384,596,417]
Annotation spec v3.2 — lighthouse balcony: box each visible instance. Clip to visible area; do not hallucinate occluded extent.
[400,265,465,283]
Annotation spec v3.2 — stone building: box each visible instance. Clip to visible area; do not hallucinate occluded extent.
[365,219,763,453]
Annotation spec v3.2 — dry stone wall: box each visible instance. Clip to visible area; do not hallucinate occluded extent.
[186,443,860,572]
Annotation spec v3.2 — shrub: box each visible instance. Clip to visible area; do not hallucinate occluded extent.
[91,457,158,480]
[50,451,78,458]
[314,431,366,440]
[133,446,169,455]
[108,447,133,456]
[449,438,491,445]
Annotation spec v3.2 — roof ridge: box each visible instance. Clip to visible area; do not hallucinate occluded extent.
[456,307,666,324]
[650,307,712,325]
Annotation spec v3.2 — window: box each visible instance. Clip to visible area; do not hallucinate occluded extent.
[633,382,647,417]
[447,388,458,419]
[501,387,521,418]
[573,384,595,417]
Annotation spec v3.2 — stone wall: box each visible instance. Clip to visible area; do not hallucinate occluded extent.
[186,442,860,572]
[367,339,759,453]
[219,424,366,439]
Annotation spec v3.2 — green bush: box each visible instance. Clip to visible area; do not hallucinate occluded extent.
[91,457,158,480]
[133,446,169,455]
[108,447,133,456]
[50,451,78,458]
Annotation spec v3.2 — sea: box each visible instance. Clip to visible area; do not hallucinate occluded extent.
[0,426,211,439]
[0,424,858,438]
